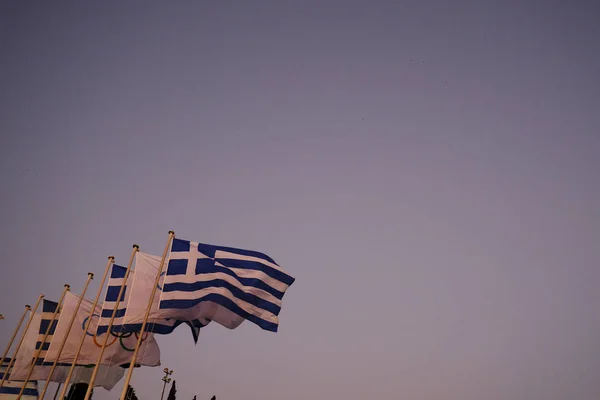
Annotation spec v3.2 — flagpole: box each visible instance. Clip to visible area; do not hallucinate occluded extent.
[0,305,31,369]
[39,274,94,400]
[0,294,44,388]
[16,285,70,400]
[119,231,175,400]
[83,246,139,400]
[52,383,62,400]
[58,257,114,400]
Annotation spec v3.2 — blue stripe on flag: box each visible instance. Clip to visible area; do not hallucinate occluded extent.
[38,320,58,336]
[34,359,71,367]
[110,265,127,279]
[1,387,39,396]
[34,342,50,351]
[105,285,126,302]
[100,308,127,319]
[162,279,282,315]
[42,300,58,313]
[161,294,279,332]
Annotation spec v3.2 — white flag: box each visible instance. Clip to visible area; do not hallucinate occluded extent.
[44,292,161,367]
[9,313,124,390]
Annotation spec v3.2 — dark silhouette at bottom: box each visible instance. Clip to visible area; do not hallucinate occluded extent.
[124,385,138,400]
[64,383,92,400]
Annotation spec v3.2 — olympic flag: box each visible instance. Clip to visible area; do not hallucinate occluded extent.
[44,292,161,367]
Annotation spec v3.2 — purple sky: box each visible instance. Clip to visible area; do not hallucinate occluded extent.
[1,1,599,399]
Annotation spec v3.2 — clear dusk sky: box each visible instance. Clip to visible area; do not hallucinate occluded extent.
[1,1,599,399]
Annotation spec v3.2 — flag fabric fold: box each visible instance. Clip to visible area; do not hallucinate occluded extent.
[158,238,295,332]
[9,311,123,390]
[43,292,160,369]
[0,358,38,400]
[122,252,207,342]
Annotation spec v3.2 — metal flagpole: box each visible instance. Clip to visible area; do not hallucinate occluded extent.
[16,285,70,400]
[39,274,94,400]
[0,294,44,388]
[58,257,114,400]
[52,383,62,400]
[0,305,31,369]
[119,231,175,400]
[83,246,139,400]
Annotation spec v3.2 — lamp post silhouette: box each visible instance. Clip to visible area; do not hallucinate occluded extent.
[160,368,173,400]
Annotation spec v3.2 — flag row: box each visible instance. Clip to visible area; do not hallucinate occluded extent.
[0,233,295,400]
[97,237,295,338]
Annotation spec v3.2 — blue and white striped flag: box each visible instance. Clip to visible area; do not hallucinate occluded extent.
[96,265,134,335]
[121,252,207,342]
[0,358,38,400]
[158,238,295,332]
[33,300,69,368]
[10,303,128,390]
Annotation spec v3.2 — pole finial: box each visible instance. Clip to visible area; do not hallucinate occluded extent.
[64,284,71,289]
[108,256,115,261]
[168,230,175,236]
[25,305,31,310]
[0,315,4,320]
[133,244,140,250]
[88,272,94,278]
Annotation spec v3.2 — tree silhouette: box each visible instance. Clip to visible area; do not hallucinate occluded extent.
[64,383,92,400]
[192,396,196,400]
[124,385,138,400]
[167,380,177,400]
[210,396,216,400]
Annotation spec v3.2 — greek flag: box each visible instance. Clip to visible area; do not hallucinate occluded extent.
[121,252,207,342]
[159,238,295,332]
[34,300,69,367]
[96,265,134,335]
[0,358,38,400]
[8,312,123,389]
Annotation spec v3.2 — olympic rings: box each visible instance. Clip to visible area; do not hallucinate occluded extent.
[93,331,118,348]
[81,313,120,348]
[110,331,133,339]
[82,314,100,337]
[156,271,166,290]
[119,336,135,352]
[116,330,147,351]
[79,313,150,351]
